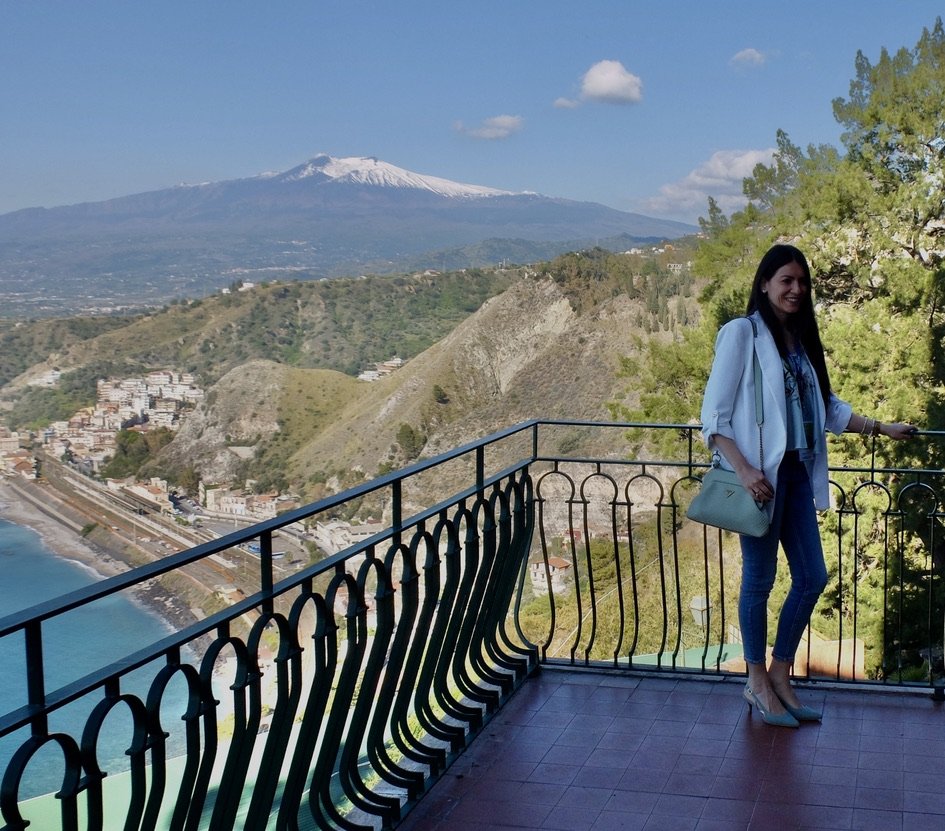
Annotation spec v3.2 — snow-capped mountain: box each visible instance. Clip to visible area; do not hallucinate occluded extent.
[275,154,514,198]
[0,154,696,315]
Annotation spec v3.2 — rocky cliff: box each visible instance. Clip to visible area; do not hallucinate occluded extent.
[159,274,695,510]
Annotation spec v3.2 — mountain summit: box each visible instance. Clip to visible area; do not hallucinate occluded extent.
[0,155,696,316]
[272,155,514,198]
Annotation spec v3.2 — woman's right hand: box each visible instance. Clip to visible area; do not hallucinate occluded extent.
[709,434,773,502]
[739,466,772,503]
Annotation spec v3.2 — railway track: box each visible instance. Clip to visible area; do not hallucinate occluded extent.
[19,459,259,598]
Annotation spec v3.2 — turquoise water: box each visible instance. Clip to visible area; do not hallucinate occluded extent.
[0,517,189,800]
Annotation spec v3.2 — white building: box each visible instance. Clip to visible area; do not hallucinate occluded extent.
[0,431,21,454]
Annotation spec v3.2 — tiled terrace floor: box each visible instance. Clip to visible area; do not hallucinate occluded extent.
[396,669,945,831]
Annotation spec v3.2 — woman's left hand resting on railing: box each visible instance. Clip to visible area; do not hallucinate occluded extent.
[844,414,918,441]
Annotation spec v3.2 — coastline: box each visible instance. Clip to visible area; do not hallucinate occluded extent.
[0,476,243,739]
[0,478,200,638]
[0,479,127,581]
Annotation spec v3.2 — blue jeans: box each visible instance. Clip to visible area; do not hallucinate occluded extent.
[739,453,829,665]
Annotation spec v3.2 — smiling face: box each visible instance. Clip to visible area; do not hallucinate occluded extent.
[763,261,809,322]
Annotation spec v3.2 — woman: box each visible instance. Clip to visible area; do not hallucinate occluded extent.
[701,244,916,727]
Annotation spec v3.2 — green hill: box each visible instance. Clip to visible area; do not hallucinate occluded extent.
[0,245,699,503]
[0,267,519,427]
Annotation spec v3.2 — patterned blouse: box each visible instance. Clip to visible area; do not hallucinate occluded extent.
[783,348,816,460]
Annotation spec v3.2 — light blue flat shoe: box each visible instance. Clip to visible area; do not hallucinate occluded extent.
[743,684,799,728]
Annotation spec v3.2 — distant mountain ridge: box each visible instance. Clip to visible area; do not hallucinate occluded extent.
[0,155,696,316]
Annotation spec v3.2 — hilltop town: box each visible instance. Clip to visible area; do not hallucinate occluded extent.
[3,371,184,458]
[0,356,410,551]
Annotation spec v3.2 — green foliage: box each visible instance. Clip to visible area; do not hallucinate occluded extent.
[833,19,945,190]
[742,129,805,211]
[396,423,425,461]
[101,428,175,479]
[789,21,943,471]
[250,471,289,495]
[235,367,362,492]
[537,246,696,335]
[279,268,516,376]
[177,465,200,495]
[613,328,713,420]
[628,19,945,466]
[1,269,517,418]
[518,519,741,664]
[0,315,138,388]
[7,387,90,432]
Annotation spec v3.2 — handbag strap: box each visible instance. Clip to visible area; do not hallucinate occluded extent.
[746,317,764,470]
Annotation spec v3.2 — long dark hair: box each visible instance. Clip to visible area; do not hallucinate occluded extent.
[746,244,831,407]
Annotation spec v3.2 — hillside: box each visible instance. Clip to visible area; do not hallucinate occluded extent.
[1,246,699,512]
[147,278,620,503]
[0,267,518,398]
[155,257,699,508]
[153,360,367,491]
[287,278,645,484]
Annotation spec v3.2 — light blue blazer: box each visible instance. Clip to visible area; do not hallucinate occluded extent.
[700,312,852,514]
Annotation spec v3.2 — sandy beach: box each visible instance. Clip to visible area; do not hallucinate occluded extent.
[0,477,206,641]
[0,478,128,581]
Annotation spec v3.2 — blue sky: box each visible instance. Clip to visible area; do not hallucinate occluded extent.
[1,1,941,223]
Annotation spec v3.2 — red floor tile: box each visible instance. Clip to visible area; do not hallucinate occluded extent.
[394,671,944,831]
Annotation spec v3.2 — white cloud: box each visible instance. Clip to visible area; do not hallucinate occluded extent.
[454,114,524,140]
[730,48,766,67]
[643,148,776,219]
[580,60,643,104]
[554,96,580,109]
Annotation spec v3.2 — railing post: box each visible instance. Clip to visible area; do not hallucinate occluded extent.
[393,477,403,546]
[687,424,696,476]
[24,620,47,735]
[260,530,274,615]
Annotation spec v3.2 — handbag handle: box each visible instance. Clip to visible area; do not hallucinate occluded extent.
[747,317,764,471]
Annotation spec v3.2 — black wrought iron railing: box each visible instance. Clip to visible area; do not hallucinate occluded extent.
[1,420,942,830]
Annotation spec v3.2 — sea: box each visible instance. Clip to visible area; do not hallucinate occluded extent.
[0,516,189,800]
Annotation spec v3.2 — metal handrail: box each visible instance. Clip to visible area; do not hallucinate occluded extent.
[0,420,941,830]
